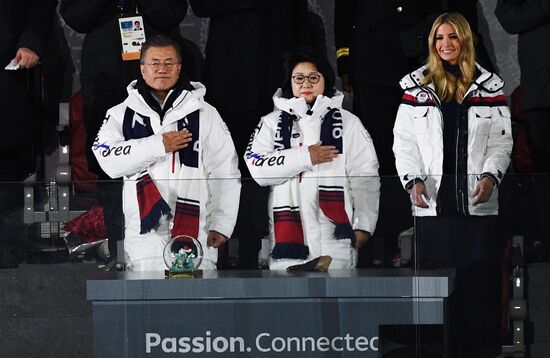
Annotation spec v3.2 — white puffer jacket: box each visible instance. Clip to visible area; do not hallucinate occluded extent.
[245,90,380,269]
[393,64,513,216]
[93,81,241,270]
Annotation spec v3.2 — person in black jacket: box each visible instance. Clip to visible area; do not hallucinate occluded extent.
[0,0,57,268]
[334,1,441,267]
[60,0,189,266]
[190,1,321,269]
[335,1,440,173]
[496,0,550,260]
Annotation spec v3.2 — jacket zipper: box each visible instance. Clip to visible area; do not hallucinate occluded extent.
[172,152,176,173]
[456,91,475,215]
[420,77,480,215]
[455,107,465,215]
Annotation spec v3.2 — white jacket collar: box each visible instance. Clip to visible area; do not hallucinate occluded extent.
[272,89,345,119]
[399,65,429,90]
[399,63,505,95]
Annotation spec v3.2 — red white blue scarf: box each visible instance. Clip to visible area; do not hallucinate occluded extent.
[271,108,353,260]
[123,107,201,237]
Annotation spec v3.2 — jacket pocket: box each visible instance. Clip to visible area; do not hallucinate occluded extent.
[412,107,430,134]
[472,107,492,135]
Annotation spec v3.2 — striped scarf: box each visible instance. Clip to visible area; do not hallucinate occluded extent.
[271,108,353,260]
[123,107,201,238]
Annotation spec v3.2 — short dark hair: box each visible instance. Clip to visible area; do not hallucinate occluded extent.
[281,47,336,99]
[140,34,182,64]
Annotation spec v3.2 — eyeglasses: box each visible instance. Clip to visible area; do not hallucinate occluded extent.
[292,73,322,84]
[142,61,179,70]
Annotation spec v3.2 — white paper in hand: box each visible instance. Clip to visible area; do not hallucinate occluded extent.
[5,61,20,70]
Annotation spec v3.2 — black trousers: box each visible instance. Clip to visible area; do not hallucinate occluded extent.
[97,179,124,258]
[415,216,501,358]
[84,98,125,259]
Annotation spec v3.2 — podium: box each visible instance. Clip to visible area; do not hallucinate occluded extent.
[87,269,454,357]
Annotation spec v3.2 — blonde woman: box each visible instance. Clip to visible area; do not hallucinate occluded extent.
[393,12,512,357]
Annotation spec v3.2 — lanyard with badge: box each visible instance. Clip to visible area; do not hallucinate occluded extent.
[117,0,146,61]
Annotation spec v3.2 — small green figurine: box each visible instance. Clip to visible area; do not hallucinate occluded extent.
[170,246,195,272]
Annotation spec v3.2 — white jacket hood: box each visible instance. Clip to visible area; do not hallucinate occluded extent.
[124,80,207,120]
[399,63,505,97]
[126,79,207,98]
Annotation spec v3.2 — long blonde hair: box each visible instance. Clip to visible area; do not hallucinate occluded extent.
[422,12,476,103]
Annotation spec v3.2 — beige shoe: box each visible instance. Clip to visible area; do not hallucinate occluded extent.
[286,255,332,272]
[314,255,332,272]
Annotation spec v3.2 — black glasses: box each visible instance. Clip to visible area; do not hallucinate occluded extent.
[142,61,179,70]
[292,73,322,84]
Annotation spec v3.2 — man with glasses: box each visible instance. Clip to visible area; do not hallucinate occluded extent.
[93,35,241,271]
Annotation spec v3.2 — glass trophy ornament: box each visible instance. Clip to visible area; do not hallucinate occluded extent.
[163,235,203,278]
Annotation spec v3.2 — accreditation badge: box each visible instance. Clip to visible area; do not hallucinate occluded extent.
[118,15,146,61]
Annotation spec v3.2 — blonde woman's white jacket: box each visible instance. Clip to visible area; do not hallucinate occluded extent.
[245,89,380,270]
[393,64,512,216]
[93,81,241,271]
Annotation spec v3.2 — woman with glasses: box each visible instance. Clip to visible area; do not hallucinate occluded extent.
[393,13,512,357]
[245,48,380,270]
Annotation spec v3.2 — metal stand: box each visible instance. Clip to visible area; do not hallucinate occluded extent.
[502,235,528,357]
[23,102,85,250]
